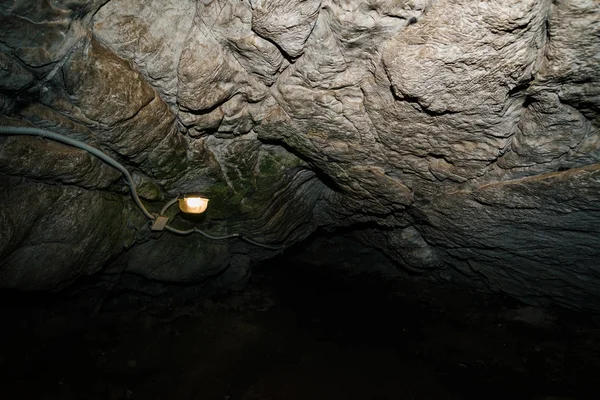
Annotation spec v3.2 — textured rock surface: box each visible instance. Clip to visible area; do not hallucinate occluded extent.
[0,176,141,290]
[418,165,600,309]
[1,0,599,309]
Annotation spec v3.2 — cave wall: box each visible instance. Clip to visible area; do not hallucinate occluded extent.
[1,0,599,310]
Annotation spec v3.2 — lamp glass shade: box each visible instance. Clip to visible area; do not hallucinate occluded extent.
[178,196,209,214]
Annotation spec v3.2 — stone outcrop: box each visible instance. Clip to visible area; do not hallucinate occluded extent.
[0,0,599,310]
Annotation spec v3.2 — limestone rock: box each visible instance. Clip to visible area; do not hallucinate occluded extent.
[93,0,197,107]
[0,177,142,290]
[62,38,188,181]
[1,0,600,312]
[124,234,232,284]
[536,0,600,125]
[0,114,120,189]
[0,0,97,68]
[418,165,600,310]
[0,52,33,91]
[251,0,321,58]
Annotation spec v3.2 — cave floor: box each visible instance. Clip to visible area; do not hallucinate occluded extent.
[1,262,599,400]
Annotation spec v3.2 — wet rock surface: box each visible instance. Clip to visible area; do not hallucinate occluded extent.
[0,0,599,310]
[0,261,599,400]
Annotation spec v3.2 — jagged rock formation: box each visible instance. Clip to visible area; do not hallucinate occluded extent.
[1,0,599,310]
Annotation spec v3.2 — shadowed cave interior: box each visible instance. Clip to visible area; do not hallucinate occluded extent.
[1,0,600,399]
[1,235,600,400]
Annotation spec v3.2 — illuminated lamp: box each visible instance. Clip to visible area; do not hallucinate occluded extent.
[178,193,209,214]
[0,125,280,249]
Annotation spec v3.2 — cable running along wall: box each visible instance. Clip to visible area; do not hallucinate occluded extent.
[0,125,281,250]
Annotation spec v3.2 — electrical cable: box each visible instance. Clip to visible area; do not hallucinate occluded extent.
[0,125,282,250]
[0,125,154,219]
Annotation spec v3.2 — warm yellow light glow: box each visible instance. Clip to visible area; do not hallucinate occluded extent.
[178,196,209,214]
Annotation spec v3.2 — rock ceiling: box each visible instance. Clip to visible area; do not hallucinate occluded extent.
[0,0,599,310]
